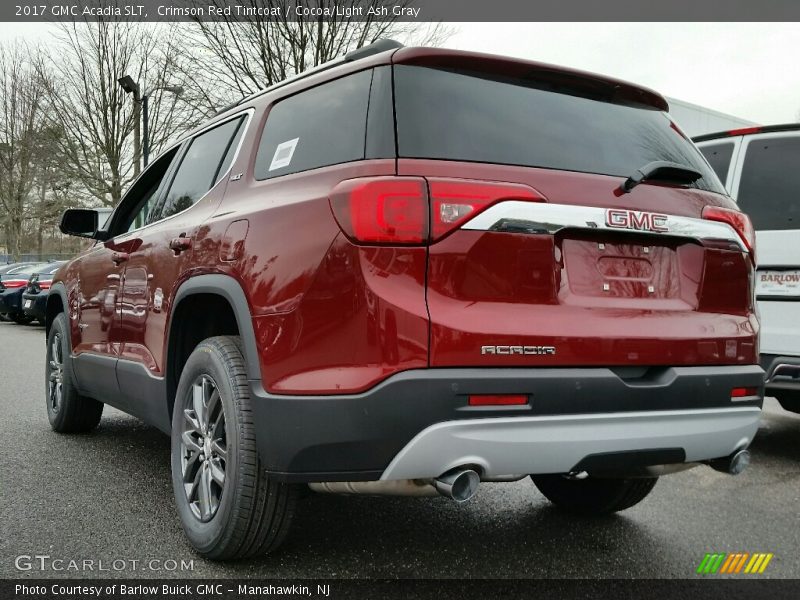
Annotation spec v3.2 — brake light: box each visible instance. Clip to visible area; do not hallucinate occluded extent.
[329,177,546,245]
[428,179,545,240]
[38,281,51,290]
[726,126,761,137]
[731,387,758,398]
[2,279,27,288]
[468,394,528,406]
[329,177,428,244]
[701,206,756,260]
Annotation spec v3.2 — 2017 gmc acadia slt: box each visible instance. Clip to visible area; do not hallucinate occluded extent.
[47,41,763,559]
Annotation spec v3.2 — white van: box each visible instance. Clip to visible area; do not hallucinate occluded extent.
[695,125,800,413]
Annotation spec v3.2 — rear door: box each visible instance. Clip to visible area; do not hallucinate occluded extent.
[729,132,800,356]
[393,63,756,368]
[114,113,247,424]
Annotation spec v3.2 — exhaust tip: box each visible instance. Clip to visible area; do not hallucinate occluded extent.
[434,468,480,503]
[709,449,750,475]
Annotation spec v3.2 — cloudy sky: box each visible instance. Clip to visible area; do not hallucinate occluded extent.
[2,21,798,123]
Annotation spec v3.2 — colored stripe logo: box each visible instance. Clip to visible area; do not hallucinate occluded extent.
[697,552,773,574]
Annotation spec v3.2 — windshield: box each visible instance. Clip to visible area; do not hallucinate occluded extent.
[394,66,725,194]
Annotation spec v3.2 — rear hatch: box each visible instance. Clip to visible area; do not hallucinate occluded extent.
[391,52,758,368]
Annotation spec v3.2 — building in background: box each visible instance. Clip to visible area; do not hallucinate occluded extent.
[667,97,757,137]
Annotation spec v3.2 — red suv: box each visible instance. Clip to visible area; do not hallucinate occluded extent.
[49,41,763,560]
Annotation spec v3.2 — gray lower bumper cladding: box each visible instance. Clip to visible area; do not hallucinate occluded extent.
[380,407,761,480]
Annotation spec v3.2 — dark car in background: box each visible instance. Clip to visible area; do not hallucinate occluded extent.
[22,262,66,324]
[0,264,39,321]
[0,263,49,324]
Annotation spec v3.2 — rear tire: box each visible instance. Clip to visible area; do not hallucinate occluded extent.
[45,313,104,433]
[171,336,298,560]
[531,474,657,515]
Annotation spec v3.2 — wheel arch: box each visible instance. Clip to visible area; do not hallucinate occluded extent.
[166,274,261,419]
[46,283,69,338]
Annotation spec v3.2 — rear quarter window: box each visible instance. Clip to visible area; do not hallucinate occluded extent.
[255,70,372,180]
[394,65,724,194]
[737,135,800,230]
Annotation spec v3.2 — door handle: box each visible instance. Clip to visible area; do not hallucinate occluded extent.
[169,237,192,255]
[111,252,129,265]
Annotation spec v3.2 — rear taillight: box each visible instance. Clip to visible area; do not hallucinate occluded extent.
[329,177,545,245]
[38,281,51,290]
[701,206,756,261]
[731,387,758,399]
[428,179,544,240]
[329,177,428,244]
[1,279,27,289]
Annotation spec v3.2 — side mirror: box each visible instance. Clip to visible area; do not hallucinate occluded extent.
[59,208,109,240]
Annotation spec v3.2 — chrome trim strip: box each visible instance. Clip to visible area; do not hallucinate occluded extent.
[461,201,748,251]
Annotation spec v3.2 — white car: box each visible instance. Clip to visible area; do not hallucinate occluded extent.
[695,125,800,413]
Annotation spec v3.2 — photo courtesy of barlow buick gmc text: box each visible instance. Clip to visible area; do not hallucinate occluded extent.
[1,2,800,599]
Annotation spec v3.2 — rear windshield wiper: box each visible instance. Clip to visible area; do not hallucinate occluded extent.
[620,161,702,193]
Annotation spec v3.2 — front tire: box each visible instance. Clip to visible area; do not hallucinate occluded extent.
[531,474,657,515]
[171,336,297,560]
[45,313,104,432]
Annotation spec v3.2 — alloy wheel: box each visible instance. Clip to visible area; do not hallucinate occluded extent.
[48,334,63,413]
[181,375,228,522]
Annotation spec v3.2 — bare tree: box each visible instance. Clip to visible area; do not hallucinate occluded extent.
[37,19,191,207]
[0,42,45,260]
[180,0,452,114]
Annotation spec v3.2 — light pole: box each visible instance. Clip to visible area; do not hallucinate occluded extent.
[117,75,141,176]
[118,76,183,172]
[142,84,183,167]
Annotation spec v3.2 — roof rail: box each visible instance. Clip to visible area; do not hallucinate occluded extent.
[216,39,404,115]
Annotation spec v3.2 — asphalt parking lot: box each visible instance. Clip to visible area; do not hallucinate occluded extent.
[1,319,799,580]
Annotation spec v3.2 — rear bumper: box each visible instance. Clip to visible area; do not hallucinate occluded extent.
[249,365,764,482]
[0,289,23,314]
[762,354,800,412]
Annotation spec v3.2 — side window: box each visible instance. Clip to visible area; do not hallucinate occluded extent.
[160,117,245,219]
[699,142,735,188]
[111,146,179,236]
[254,70,372,180]
[737,136,800,231]
[126,182,161,233]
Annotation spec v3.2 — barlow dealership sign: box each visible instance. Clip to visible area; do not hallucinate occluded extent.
[6,0,800,21]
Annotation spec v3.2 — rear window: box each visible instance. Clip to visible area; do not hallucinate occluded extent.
[737,135,800,231]
[699,142,735,187]
[34,263,63,275]
[394,66,725,194]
